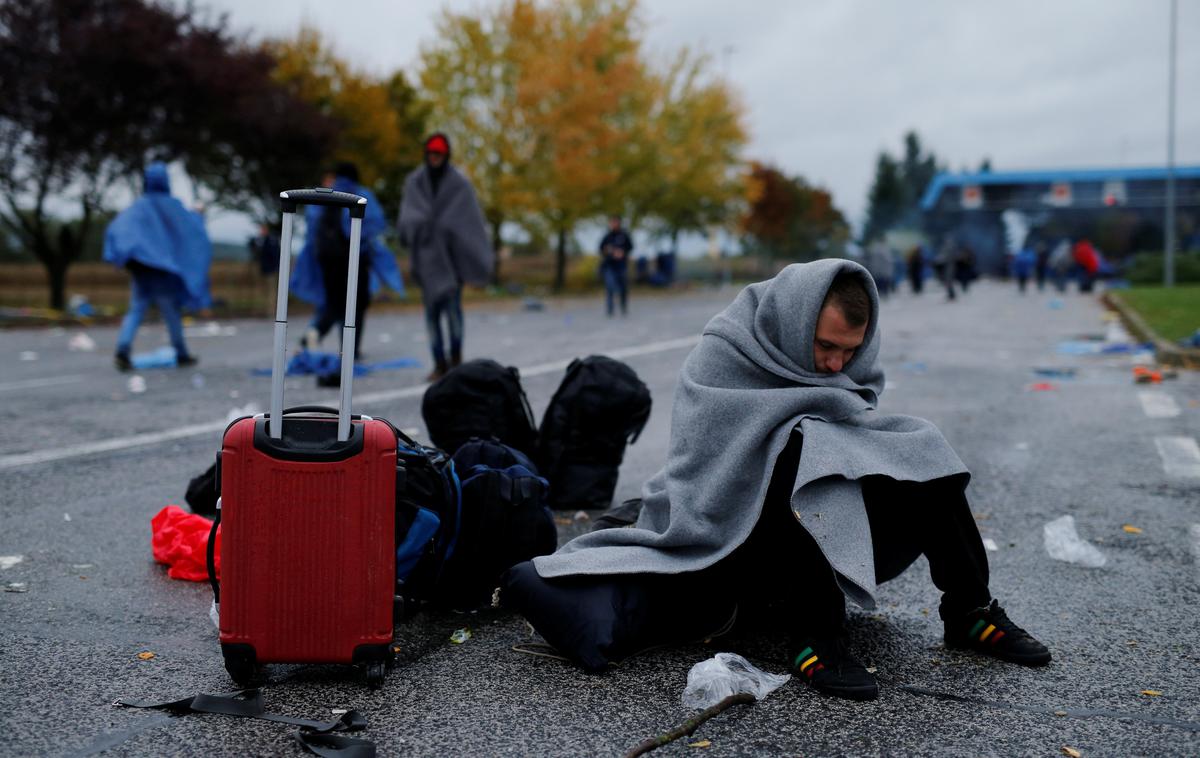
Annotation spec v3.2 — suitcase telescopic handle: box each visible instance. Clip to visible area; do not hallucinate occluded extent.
[273,405,365,421]
[271,189,367,442]
[280,188,368,218]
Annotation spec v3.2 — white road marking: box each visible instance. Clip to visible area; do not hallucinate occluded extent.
[0,374,86,393]
[0,335,702,471]
[1154,436,1200,478]
[1138,391,1181,419]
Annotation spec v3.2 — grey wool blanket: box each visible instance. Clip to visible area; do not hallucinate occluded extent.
[534,259,969,609]
[397,165,494,303]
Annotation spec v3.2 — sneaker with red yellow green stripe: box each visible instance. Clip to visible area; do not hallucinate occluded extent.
[789,636,878,701]
[944,599,1051,666]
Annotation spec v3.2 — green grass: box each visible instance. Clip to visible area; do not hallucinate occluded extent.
[1118,286,1200,342]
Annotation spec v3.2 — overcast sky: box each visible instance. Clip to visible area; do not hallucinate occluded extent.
[200,0,1198,237]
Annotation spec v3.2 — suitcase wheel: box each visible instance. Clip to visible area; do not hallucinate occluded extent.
[222,644,258,686]
[365,662,386,689]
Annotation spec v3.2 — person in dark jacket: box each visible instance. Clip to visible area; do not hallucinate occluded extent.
[292,162,404,361]
[599,215,633,317]
[398,133,494,380]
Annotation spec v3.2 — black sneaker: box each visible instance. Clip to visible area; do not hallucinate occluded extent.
[176,354,199,368]
[114,353,132,372]
[944,599,1051,666]
[790,636,878,701]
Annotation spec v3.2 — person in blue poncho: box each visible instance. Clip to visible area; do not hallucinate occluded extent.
[103,162,212,371]
[291,162,404,360]
[1010,242,1037,294]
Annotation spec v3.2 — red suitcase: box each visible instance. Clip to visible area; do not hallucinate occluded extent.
[212,188,396,688]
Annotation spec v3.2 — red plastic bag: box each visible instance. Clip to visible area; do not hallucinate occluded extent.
[151,504,220,582]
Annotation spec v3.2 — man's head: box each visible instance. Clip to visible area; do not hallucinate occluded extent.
[424,133,450,169]
[813,272,871,374]
[333,161,359,184]
[608,215,621,231]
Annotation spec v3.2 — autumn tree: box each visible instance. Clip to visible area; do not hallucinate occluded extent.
[615,48,747,251]
[419,2,534,284]
[417,0,748,290]
[741,161,849,263]
[512,0,643,290]
[267,26,428,216]
[0,0,334,308]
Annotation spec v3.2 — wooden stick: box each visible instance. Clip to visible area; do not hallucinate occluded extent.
[623,693,755,758]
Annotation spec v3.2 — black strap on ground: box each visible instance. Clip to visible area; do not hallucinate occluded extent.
[111,689,376,757]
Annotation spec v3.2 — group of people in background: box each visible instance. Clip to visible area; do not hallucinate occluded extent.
[859,234,1109,303]
[102,133,494,380]
[862,238,977,302]
[1010,237,1105,295]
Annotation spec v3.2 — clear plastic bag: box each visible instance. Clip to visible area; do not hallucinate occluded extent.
[681,652,791,710]
[1043,514,1106,568]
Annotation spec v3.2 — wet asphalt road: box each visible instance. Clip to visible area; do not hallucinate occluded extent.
[1,279,1198,757]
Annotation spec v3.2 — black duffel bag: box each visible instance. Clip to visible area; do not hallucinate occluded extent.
[437,437,558,610]
[536,355,651,511]
[422,359,538,458]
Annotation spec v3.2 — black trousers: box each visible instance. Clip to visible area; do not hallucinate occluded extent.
[726,432,991,636]
[316,253,370,358]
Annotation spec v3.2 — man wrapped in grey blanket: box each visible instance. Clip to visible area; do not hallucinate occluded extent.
[522,259,1050,700]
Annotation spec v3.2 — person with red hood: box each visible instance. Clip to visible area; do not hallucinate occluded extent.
[398,133,494,380]
[1072,239,1100,292]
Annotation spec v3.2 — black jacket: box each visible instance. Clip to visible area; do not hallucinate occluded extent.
[599,229,633,268]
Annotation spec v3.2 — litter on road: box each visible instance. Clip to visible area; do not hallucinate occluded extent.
[225,403,261,424]
[1056,340,1152,356]
[68,333,96,351]
[251,350,421,377]
[1122,525,1143,534]
[682,653,791,710]
[1044,515,1107,568]
[151,505,218,582]
[3,582,28,592]
[127,375,147,394]
[1033,367,1077,378]
[184,321,237,338]
[450,628,472,644]
[982,538,999,552]
[132,346,180,369]
[1028,382,1057,392]
[0,555,24,569]
[19,350,37,361]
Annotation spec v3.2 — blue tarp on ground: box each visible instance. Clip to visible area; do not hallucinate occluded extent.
[252,350,420,377]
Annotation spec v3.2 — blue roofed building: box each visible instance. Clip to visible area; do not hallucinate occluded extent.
[920,166,1200,274]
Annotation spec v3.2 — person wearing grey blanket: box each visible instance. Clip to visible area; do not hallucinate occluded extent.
[398,133,494,380]
[532,259,1049,700]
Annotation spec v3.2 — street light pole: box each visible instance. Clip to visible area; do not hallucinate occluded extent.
[1164,0,1177,287]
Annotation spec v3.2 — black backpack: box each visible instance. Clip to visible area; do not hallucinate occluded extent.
[438,437,558,610]
[421,359,538,457]
[392,430,462,615]
[536,355,651,511]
